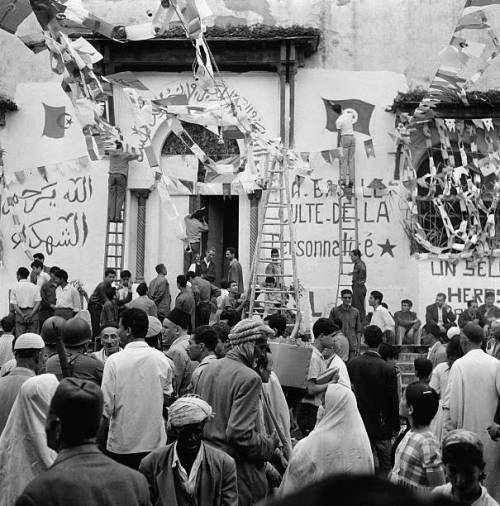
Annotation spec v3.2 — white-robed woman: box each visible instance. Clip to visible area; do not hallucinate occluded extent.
[0,373,59,506]
[279,383,374,496]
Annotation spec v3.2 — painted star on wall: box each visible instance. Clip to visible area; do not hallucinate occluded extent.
[378,239,397,257]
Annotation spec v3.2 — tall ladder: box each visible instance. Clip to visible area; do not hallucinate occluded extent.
[247,152,302,337]
[103,205,126,278]
[335,186,360,304]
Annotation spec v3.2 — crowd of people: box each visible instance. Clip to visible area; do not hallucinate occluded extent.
[1,247,500,506]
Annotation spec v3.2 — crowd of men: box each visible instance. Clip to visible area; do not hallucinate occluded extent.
[1,248,500,506]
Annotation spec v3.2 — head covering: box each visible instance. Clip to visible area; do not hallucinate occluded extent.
[14,333,45,350]
[62,318,91,347]
[447,326,461,339]
[40,316,66,345]
[73,310,92,330]
[0,374,59,504]
[167,395,213,429]
[146,316,162,338]
[463,322,484,344]
[443,429,483,452]
[166,308,189,330]
[229,317,274,346]
[279,384,373,496]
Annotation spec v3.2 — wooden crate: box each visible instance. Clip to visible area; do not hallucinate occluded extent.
[269,341,312,389]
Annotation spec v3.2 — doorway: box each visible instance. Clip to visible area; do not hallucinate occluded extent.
[201,196,239,285]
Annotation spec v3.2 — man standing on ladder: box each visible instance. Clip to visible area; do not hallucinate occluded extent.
[350,249,367,324]
[335,105,356,187]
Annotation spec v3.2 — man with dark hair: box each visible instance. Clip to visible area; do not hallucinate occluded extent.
[101,308,173,470]
[46,318,104,385]
[330,318,350,363]
[184,209,208,264]
[426,293,456,337]
[225,247,244,296]
[39,266,59,327]
[200,248,217,283]
[0,315,15,367]
[443,323,500,501]
[414,357,433,384]
[478,290,500,330]
[347,325,399,476]
[175,274,196,332]
[220,308,241,329]
[88,269,117,337]
[264,313,287,338]
[350,249,367,323]
[29,253,48,284]
[99,286,119,329]
[369,290,395,343]
[139,396,237,506]
[265,248,282,286]
[423,323,447,369]
[126,282,157,316]
[188,325,219,389]
[148,263,171,321]
[11,267,41,335]
[54,269,81,320]
[117,270,133,308]
[394,299,421,345]
[458,299,480,329]
[15,377,150,506]
[163,308,197,397]
[187,270,213,327]
[30,259,50,287]
[193,318,278,506]
[0,332,46,434]
[330,288,363,359]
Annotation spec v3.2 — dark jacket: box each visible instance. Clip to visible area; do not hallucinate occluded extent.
[347,351,399,441]
[201,260,216,284]
[425,303,456,330]
[139,442,237,506]
[15,444,150,506]
[458,308,479,329]
[45,351,104,385]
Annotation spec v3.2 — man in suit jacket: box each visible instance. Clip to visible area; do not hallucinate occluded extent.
[425,292,456,336]
[139,396,238,506]
[15,378,150,506]
[201,248,217,283]
[347,325,399,477]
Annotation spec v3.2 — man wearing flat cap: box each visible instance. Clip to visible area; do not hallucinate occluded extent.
[443,323,500,502]
[0,332,46,434]
[193,317,280,506]
[139,395,237,506]
[15,378,150,506]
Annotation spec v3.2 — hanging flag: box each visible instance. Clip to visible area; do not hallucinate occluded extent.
[364,139,375,158]
[322,98,375,136]
[42,103,72,139]
[105,71,149,90]
[0,0,32,34]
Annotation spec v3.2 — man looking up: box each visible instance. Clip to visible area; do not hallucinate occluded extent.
[330,289,363,360]
[335,104,356,186]
[88,269,116,338]
[348,325,399,477]
[11,267,41,335]
[15,378,150,506]
[101,308,173,469]
[350,249,366,323]
[0,332,46,434]
[148,263,171,321]
[193,318,279,506]
[139,396,237,506]
[225,247,244,296]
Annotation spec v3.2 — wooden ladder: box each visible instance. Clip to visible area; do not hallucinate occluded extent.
[335,185,360,305]
[103,205,126,278]
[247,152,302,337]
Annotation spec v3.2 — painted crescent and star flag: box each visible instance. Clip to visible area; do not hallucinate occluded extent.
[322,98,375,137]
[0,82,87,174]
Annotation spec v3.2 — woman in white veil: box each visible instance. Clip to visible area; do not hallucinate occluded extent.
[279,383,374,496]
[0,373,59,505]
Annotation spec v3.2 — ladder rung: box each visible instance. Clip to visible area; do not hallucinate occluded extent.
[257,274,294,278]
[267,204,288,208]
[267,187,286,190]
[257,289,295,294]
[258,258,292,262]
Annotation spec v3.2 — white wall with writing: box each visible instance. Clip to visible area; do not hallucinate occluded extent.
[0,161,108,313]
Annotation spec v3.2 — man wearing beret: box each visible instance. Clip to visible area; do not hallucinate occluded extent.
[15,378,150,506]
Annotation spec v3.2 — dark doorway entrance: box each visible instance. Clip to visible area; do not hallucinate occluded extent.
[201,196,239,285]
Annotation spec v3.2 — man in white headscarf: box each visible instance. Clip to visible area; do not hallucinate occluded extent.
[139,395,237,506]
[193,317,279,506]
[0,373,59,506]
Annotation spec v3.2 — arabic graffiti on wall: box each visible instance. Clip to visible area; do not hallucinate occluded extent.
[0,176,93,256]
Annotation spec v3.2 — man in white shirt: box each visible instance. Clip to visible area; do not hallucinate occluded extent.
[30,259,50,287]
[442,323,500,502]
[54,269,81,320]
[101,308,173,470]
[369,291,395,343]
[187,325,219,390]
[334,105,356,186]
[10,267,42,335]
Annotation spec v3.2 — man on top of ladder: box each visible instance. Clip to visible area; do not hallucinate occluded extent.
[334,105,356,187]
